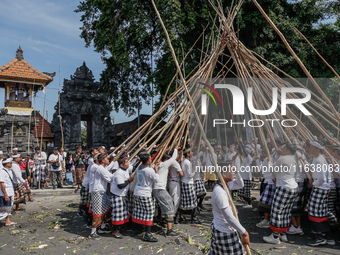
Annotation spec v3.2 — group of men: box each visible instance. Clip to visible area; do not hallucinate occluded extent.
[2,134,340,254]
[78,136,340,254]
[78,144,213,243]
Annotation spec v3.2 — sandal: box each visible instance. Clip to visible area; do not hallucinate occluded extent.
[5,222,17,226]
[15,208,26,212]
[28,198,34,202]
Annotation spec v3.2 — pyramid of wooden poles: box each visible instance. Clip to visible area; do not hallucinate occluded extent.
[109,2,340,253]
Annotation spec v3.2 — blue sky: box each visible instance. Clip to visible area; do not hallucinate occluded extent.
[0,0,153,124]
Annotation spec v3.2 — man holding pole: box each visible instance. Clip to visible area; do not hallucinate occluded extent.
[33,147,47,189]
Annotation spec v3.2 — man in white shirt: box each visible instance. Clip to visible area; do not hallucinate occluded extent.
[152,146,179,237]
[180,148,202,224]
[209,160,250,254]
[304,141,334,246]
[88,153,113,240]
[79,148,98,227]
[48,147,64,189]
[33,147,47,189]
[168,151,184,224]
[59,147,67,186]
[133,153,159,242]
[263,143,298,244]
[256,150,275,229]
[110,157,134,239]
[0,158,18,226]
[191,148,207,211]
[10,154,26,211]
[237,138,253,208]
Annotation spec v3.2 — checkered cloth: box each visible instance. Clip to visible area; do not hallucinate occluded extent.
[179,182,197,211]
[237,180,251,199]
[306,187,329,218]
[195,179,207,197]
[270,186,298,231]
[33,165,46,185]
[132,195,155,226]
[291,181,306,216]
[23,179,31,195]
[110,193,130,225]
[209,223,244,255]
[327,188,338,224]
[80,186,90,205]
[91,191,112,217]
[14,183,25,204]
[259,184,275,205]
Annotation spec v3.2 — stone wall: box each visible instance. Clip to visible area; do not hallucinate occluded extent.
[0,109,38,156]
[50,62,114,151]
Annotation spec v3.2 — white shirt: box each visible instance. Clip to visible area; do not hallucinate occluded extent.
[270,148,279,163]
[240,154,252,180]
[0,168,14,197]
[82,157,94,188]
[110,167,130,196]
[134,165,159,197]
[48,153,63,171]
[273,155,298,189]
[211,184,246,234]
[153,149,178,190]
[181,158,195,184]
[34,152,47,165]
[256,158,274,185]
[311,154,330,190]
[168,161,182,182]
[10,162,25,184]
[92,165,112,193]
[107,161,119,173]
[191,151,203,181]
[205,152,217,167]
[88,164,99,193]
[227,172,244,191]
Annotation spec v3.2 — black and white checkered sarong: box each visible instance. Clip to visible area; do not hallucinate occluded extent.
[132,195,155,226]
[327,188,338,224]
[80,186,90,205]
[110,193,130,225]
[291,181,306,216]
[270,186,298,231]
[179,182,197,210]
[209,223,244,255]
[33,165,46,185]
[195,179,207,197]
[306,187,329,218]
[91,191,112,217]
[237,180,251,199]
[259,184,275,205]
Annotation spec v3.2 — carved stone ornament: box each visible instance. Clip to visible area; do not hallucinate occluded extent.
[16,46,24,61]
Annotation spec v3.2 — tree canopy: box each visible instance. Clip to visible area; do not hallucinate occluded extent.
[75,0,340,117]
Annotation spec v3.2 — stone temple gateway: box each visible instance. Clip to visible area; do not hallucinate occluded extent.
[51,62,113,151]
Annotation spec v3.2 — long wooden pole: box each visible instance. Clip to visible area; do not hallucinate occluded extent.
[11,115,15,153]
[252,0,340,124]
[151,1,251,254]
[59,66,64,148]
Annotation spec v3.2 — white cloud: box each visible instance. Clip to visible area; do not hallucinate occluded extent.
[0,0,82,38]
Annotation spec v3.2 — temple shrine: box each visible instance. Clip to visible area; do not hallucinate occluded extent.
[0,46,54,155]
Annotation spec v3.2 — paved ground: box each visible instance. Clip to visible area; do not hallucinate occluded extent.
[0,186,339,255]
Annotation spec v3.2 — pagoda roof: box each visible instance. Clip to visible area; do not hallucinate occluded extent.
[0,46,53,90]
[34,112,54,139]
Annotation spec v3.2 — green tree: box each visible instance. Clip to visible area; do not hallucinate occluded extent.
[76,0,340,119]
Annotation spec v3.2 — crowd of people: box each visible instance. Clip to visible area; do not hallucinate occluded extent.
[1,134,340,254]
